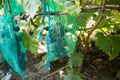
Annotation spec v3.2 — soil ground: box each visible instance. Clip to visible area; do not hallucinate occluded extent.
[0,47,120,80]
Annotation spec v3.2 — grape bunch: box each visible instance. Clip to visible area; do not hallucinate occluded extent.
[13,25,20,32]
[14,25,27,70]
[50,23,67,58]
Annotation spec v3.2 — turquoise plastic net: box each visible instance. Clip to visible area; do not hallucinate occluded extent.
[0,14,27,78]
[41,0,78,61]
[4,0,23,15]
[0,0,27,79]
[41,1,51,69]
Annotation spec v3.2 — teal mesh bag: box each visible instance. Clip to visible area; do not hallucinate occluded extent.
[0,0,27,79]
[4,0,23,15]
[15,32,27,71]
[48,15,78,61]
[0,15,27,78]
[43,0,78,61]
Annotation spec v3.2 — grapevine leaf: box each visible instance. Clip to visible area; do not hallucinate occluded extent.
[63,69,74,80]
[116,70,120,80]
[22,30,39,54]
[107,0,120,5]
[107,34,120,59]
[76,12,93,27]
[34,16,41,26]
[95,0,102,5]
[111,11,120,23]
[95,33,120,60]
[32,28,39,39]
[63,68,83,80]
[68,52,83,67]
[96,19,108,28]
[95,32,111,56]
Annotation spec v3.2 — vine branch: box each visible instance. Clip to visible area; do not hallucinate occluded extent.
[85,0,107,49]
[31,4,120,27]
[81,5,120,12]
[41,65,69,80]
[33,5,120,18]
[33,12,68,19]
[30,18,38,27]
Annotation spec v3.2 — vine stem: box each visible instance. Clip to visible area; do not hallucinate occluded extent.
[41,65,69,80]
[85,0,107,49]
[33,5,120,18]
[33,11,68,19]
[31,4,120,27]
[81,5,120,12]
[30,18,38,27]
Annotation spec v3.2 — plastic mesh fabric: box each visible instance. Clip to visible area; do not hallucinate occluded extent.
[44,0,78,61]
[15,32,27,71]
[41,1,51,69]
[0,15,27,78]
[0,0,27,78]
[4,0,23,15]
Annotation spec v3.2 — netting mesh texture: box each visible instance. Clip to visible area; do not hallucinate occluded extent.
[0,0,27,79]
[43,0,79,61]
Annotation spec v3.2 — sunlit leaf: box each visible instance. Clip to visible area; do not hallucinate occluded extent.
[95,0,102,5]
[22,30,39,54]
[95,33,120,60]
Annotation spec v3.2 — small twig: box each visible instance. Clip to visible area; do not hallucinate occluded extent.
[75,36,84,53]
[30,18,38,27]
[82,5,120,12]
[33,11,68,19]
[41,65,69,80]
[85,0,107,48]
[31,5,120,27]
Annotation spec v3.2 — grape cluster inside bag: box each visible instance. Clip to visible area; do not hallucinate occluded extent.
[0,0,27,79]
[42,0,79,61]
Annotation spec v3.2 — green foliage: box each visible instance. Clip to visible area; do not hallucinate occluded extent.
[63,68,85,80]
[95,33,120,60]
[68,52,83,67]
[22,30,39,54]
[116,70,120,80]
[34,16,41,26]
[95,32,111,56]
[95,0,102,5]
[0,0,2,5]
[1,0,119,61]
[111,10,120,23]
[107,0,120,5]
[108,34,120,59]
[0,0,2,8]
[1,0,120,79]
[76,12,94,27]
